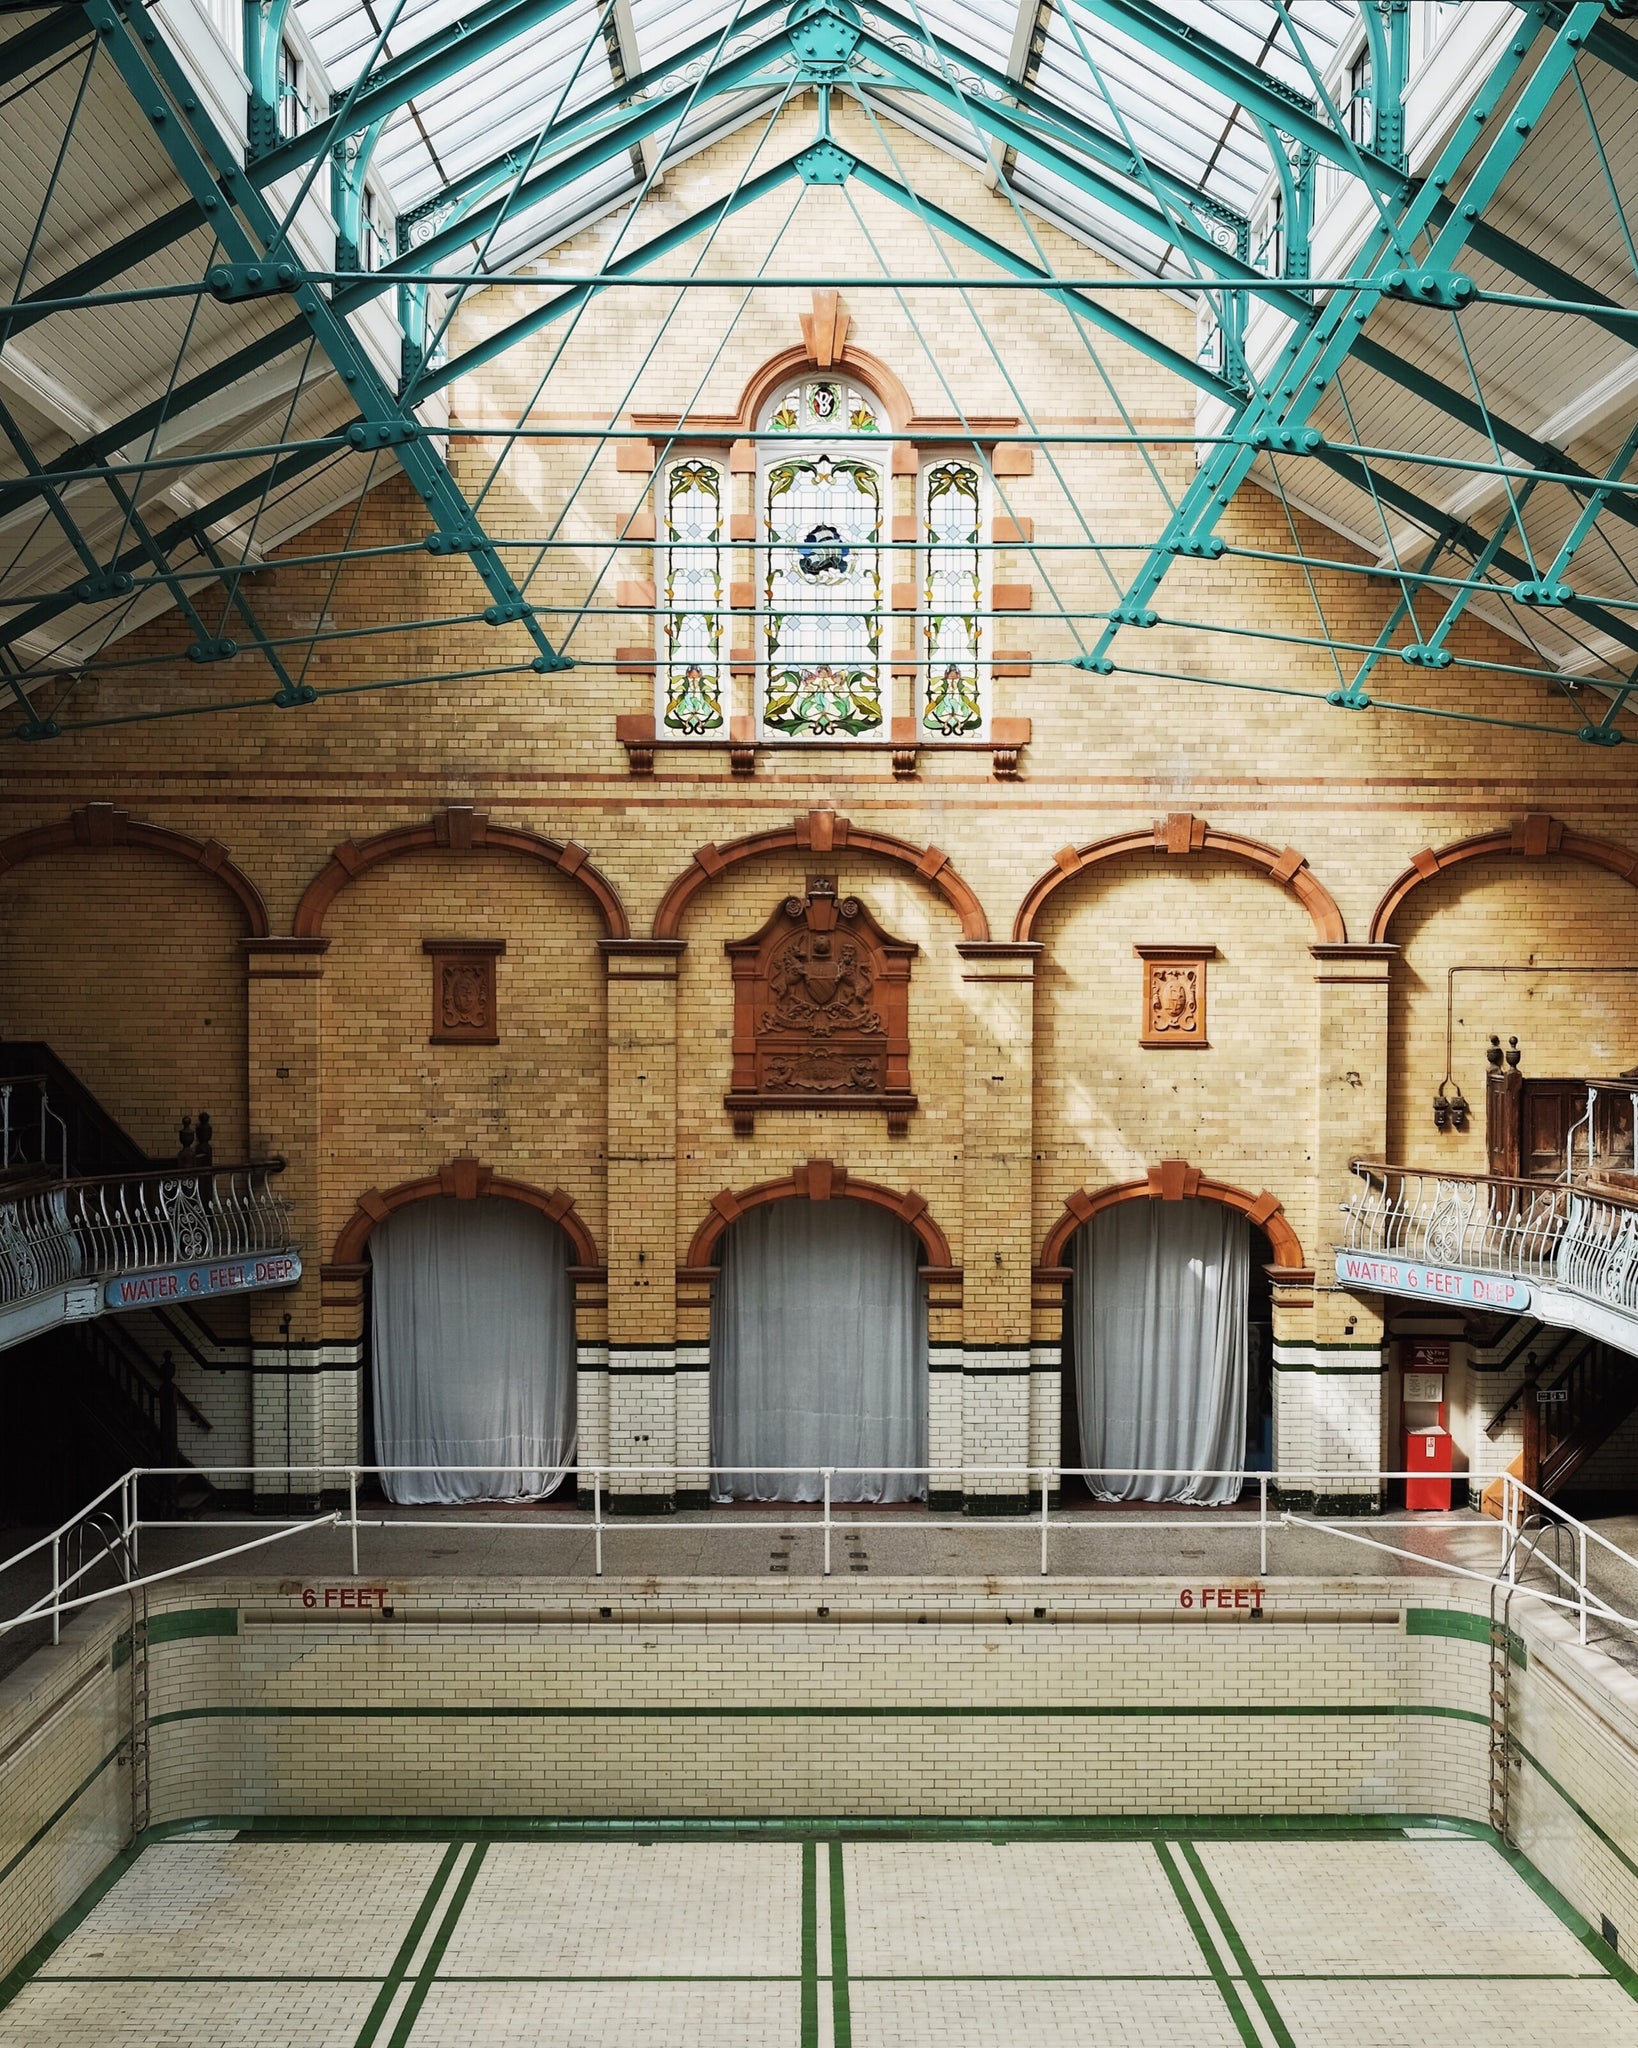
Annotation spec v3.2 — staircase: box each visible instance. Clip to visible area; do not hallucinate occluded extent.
[2,1303,218,1524]
[0,1042,152,1178]
[1481,1332,1638,1513]
[0,1041,237,1524]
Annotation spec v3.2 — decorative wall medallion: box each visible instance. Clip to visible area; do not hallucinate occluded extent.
[1136,944,1216,1049]
[423,937,506,1045]
[725,876,917,1135]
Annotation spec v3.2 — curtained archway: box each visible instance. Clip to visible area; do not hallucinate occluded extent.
[368,1195,577,1504]
[709,1194,928,1504]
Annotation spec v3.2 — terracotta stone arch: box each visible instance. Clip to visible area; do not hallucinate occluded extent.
[329,1157,602,1269]
[685,1158,954,1271]
[633,340,915,438]
[1039,1159,1304,1271]
[1369,813,1638,943]
[1013,812,1345,945]
[652,808,989,942]
[0,802,269,935]
[294,804,629,939]
[735,342,916,434]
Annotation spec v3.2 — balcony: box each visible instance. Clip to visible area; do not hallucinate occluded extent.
[1341,1161,1638,1350]
[0,1164,299,1351]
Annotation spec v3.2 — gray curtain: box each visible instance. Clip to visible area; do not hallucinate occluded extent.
[370,1197,575,1504]
[1072,1197,1249,1505]
[710,1198,927,1502]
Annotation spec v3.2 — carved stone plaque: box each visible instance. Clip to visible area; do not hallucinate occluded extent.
[423,937,505,1045]
[725,876,917,1135]
[1136,943,1216,1049]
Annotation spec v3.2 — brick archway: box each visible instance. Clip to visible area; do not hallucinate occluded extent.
[0,802,269,935]
[652,808,989,942]
[294,804,629,939]
[1369,813,1638,943]
[734,343,916,434]
[1012,813,1344,945]
[329,1158,602,1269]
[685,1159,954,1271]
[1039,1160,1304,1270]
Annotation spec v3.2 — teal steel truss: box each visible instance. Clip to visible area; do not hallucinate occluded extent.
[1,0,1637,745]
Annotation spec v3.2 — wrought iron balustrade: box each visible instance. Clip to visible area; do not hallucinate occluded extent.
[0,1165,293,1312]
[1344,1161,1638,1319]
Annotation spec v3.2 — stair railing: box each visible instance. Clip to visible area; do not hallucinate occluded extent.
[7,1460,1638,1654]
[0,1162,293,1314]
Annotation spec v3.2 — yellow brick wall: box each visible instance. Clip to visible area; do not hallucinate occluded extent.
[0,845,249,1158]
[1384,855,1638,1172]
[2,100,1635,1389]
[318,847,608,1259]
[1032,853,1320,1259]
[673,850,969,1259]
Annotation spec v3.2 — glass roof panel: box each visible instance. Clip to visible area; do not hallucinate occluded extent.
[290,0,1369,277]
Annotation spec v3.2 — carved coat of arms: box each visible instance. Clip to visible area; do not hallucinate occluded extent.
[725,877,917,1135]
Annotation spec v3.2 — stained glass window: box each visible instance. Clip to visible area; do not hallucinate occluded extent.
[922,459,987,737]
[760,380,885,741]
[658,457,725,736]
[766,378,880,435]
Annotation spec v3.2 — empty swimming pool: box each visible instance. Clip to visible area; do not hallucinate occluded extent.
[0,1827,1631,2047]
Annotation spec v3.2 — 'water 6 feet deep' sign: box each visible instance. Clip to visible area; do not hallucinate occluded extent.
[104,1252,302,1308]
[1334,1251,1531,1310]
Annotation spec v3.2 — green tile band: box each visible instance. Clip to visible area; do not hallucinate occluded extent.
[351,1838,462,2048]
[0,1823,144,2015]
[800,1839,817,2048]
[0,1743,123,1896]
[146,1607,239,1646]
[829,1839,852,2048]
[146,1702,1491,1725]
[1406,1608,1526,1665]
[386,1842,486,2048]
[147,1813,1494,1843]
[1153,1839,1261,2048]
[1180,1840,1297,2048]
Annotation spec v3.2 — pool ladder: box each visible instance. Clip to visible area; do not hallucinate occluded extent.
[1488,1513,1572,1840]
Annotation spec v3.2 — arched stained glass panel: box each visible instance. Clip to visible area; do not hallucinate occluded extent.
[766,378,880,434]
[922,459,987,737]
[659,458,725,736]
[762,453,885,739]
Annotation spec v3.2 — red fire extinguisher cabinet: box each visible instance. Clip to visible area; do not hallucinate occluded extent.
[1405,1425,1454,1511]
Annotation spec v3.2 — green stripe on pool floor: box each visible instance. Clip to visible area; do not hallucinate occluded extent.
[4,1821,1633,2042]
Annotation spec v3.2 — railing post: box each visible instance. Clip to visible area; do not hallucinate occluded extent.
[50,1530,59,1647]
[348,1469,358,1577]
[593,1470,603,1579]
[1579,1523,1588,1646]
[823,1469,832,1577]
[1506,1474,1518,1585]
[1039,1469,1049,1578]
[1259,1474,1269,1578]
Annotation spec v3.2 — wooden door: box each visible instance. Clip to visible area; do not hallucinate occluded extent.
[1521,1078,1587,1179]
[1486,1070,1522,1178]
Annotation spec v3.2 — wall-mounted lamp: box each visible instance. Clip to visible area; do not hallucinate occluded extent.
[1432,1079,1469,1132]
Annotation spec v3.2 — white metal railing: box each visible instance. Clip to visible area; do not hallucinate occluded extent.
[0,1164,293,1312]
[5,1461,1635,1653]
[1345,1160,1638,1316]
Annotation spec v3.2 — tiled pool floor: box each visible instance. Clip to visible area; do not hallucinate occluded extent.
[0,1828,1631,2046]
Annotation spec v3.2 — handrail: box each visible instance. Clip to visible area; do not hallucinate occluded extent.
[1344,1159,1638,1323]
[145,1303,222,1378]
[5,1460,1635,1654]
[1349,1157,1638,1207]
[2,1157,288,1199]
[0,1160,295,1315]
[91,1317,213,1433]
